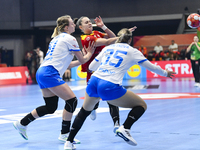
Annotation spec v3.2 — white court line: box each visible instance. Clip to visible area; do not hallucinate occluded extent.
[0,109,6,111]
[0,107,130,125]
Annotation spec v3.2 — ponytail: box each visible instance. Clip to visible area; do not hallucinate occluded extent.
[116,28,132,43]
[51,27,59,38]
[51,15,71,38]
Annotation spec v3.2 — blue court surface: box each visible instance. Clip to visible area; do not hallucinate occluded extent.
[0,78,200,150]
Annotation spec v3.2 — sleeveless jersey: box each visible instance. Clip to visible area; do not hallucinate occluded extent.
[190,42,200,60]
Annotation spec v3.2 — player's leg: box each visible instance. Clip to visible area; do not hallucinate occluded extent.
[90,101,99,120]
[191,60,199,86]
[193,59,200,86]
[108,90,147,146]
[86,72,99,120]
[48,83,80,144]
[13,88,58,140]
[65,93,100,149]
[107,102,120,133]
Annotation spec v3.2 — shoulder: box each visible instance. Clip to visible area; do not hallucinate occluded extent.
[93,30,102,34]
[132,47,143,54]
[126,46,139,53]
[93,30,105,38]
[67,34,76,39]
[81,34,94,40]
[81,34,96,43]
[67,35,77,43]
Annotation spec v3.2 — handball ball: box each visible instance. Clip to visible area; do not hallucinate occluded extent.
[187,13,200,29]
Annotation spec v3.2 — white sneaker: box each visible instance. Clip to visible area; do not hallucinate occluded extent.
[64,141,76,150]
[194,82,200,87]
[13,120,28,140]
[58,133,80,144]
[90,110,97,120]
[116,125,137,146]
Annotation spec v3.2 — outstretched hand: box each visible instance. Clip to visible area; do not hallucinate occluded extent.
[94,16,104,28]
[129,26,137,32]
[166,69,176,79]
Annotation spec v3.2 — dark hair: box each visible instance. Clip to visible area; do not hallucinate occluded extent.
[73,18,78,25]
[76,16,87,26]
[116,28,132,43]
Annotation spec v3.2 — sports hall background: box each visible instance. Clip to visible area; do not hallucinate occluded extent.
[0,0,199,67]
[1,1,200,150]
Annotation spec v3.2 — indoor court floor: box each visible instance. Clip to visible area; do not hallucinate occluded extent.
[0,77,200,150]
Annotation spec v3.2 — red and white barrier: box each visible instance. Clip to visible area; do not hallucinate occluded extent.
[147,60,193,78]
[0,66,32,85]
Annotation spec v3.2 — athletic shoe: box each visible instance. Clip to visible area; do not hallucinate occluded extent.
[58,133,80,144]
[90,110,96,120]
[116,125,137,146]
[64,141,76,150]
[194,82,200,87]
[13,120,28,140]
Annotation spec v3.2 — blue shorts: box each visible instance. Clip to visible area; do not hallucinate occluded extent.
[36,66,65,89]
[86,76,127,101]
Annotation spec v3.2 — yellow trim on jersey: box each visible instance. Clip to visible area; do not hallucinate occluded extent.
[81,31,95,40]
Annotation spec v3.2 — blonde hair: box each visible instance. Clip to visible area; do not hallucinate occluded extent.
[51,15,71,38]
[116,28,132,43]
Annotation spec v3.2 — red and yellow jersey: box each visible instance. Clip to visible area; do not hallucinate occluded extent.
[81,30,106,72]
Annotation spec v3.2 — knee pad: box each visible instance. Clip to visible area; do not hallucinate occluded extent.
[36,96,59,117]
[64,97,78,113]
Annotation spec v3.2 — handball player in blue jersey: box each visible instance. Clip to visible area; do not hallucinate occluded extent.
[64,28,176,150]
[13,15,95,145]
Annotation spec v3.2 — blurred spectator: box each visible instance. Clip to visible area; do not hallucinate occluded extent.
[35,47,44,68]
[154,42,163,54]
[168,40,178,52]
[139,45,147,57]
[24,52,33,77]
[154,42,164,60]
[31,47,44,81]
[168,40,180,60]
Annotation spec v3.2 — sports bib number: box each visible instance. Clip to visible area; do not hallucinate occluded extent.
[102,49,127,67]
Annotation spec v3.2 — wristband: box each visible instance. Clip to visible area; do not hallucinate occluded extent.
[101,25,107,30]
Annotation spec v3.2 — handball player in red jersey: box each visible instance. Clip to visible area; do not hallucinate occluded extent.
[75,16,137,133]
